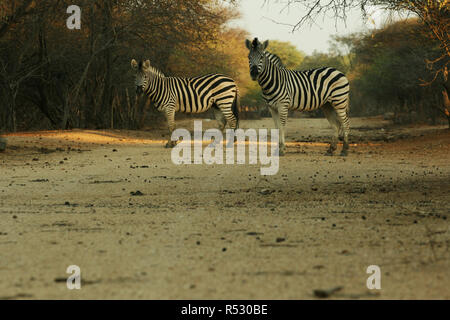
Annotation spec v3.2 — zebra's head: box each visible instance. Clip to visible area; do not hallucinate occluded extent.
[245,38,269,81]
[131,59,151,95]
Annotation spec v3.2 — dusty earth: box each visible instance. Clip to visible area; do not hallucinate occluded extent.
[0,116,449,300]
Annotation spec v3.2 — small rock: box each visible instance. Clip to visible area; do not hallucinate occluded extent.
[313,286,343,298]
[313,265,325,270]
[259,189,274,195]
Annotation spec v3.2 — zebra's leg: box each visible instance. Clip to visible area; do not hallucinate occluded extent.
[213,107,227,132]
[322,102,340,156]
[278,104,289,156]
[211,107,227,147]
[269,106,280,130]
[223,107,238,130]
[218,102,238,145]
[269,106,284,156]
[164,107,177,148]
[270,105,288,156]
[336,106,350,156]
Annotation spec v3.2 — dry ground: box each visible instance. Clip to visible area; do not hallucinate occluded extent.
[0,116,449,299]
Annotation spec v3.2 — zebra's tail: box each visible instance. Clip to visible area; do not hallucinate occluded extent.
[232,89,240,129]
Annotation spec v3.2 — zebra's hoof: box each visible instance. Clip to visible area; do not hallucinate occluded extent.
[340,150,348,157]
[325,147,336,156]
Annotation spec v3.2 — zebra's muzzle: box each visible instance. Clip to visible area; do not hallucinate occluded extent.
[136,86,143,95]
[250,66,259,80]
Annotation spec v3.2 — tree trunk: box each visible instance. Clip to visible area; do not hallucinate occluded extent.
[442,84,450,128]
[36,83,62,126]
[100,0,114,128]
[61,87,70,130]
[10,95,17,132]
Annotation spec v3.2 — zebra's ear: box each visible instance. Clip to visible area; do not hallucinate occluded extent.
[144,60,151,69]
[131,59,138,70]
[262,40,269,50]
[245,39,252,50]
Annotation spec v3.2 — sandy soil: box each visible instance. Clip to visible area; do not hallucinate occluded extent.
[0,116,449,300]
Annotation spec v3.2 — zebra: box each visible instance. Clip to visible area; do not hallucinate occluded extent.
[131,59,240,148]
[245,38,350,156]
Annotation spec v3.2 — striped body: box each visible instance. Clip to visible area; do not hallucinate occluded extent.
[246,38,350,156]
[146,73,239,119]
[132,59,239,148]
[260,53,350,115]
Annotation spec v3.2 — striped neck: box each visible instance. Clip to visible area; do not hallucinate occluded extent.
[257,52,283,95]
[144,67,166,103]
[145,75,166,103]
[266,52,285,68]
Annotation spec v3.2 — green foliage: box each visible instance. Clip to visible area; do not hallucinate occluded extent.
[265,18,446,123]
[241,81,263,107]
[266,40,305,69]
[347,19,444,119]
[300,51,350,74]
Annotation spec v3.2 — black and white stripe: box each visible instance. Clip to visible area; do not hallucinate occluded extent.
[131,59,239,148]
[246,38,350,156]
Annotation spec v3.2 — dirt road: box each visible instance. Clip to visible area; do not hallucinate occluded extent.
[0,117,449,299]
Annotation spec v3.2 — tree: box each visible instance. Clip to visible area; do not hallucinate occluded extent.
[0,0,242,131]
[0,0,36,39]
[341,19,445,123]
[300,50,350,74]
[265,40,305,69]
[379,0,449,85]
[264,0,449,84]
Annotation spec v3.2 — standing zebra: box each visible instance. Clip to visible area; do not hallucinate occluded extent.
[131,59,240,148]
[245,38,350,156]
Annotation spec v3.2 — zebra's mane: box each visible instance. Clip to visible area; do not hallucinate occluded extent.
[265,52,285,68]
[145,65,165,78]
[140,61,165,78]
